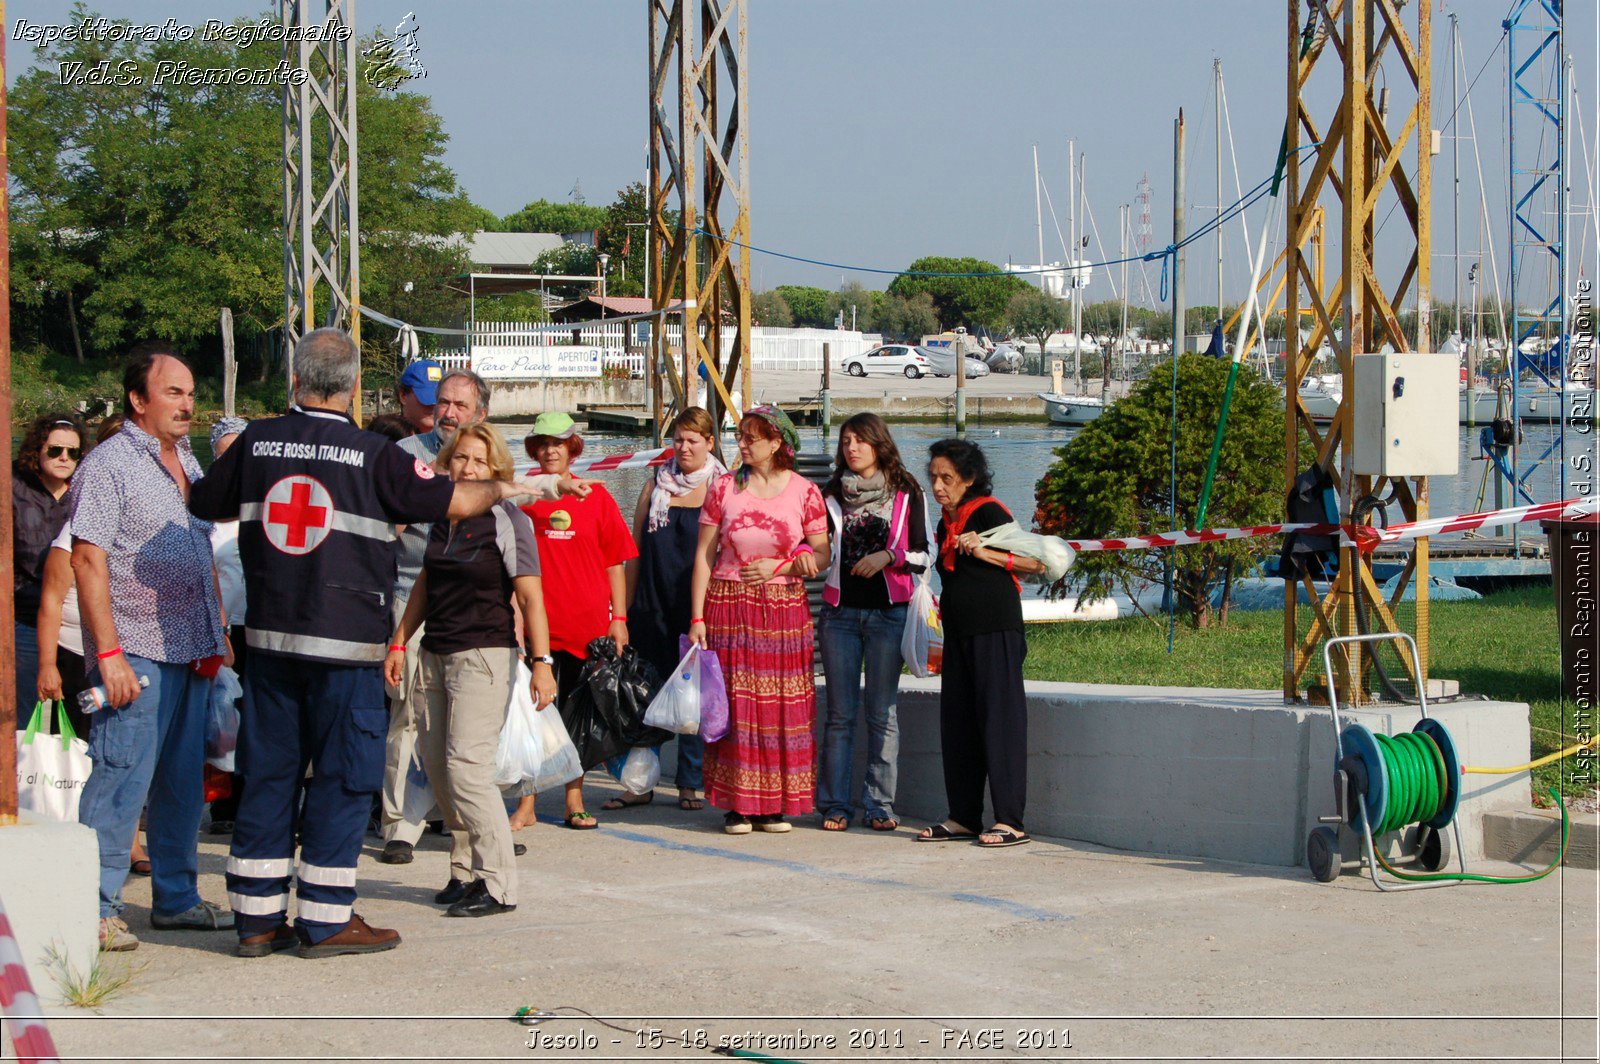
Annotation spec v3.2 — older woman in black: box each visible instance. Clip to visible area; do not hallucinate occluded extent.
[916,439,1045,848]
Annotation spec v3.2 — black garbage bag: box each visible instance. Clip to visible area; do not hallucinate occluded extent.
[558,637,670,770]
[1279,464,1338,582]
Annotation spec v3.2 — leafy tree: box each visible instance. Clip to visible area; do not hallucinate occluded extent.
[887,256,1029,332]
[474,292,550,324]
[1033,354,1286,628]
[751,290,794,327]
[875,291,939,341]
[775,285,834,328]
[530,241,600,301]
[827,281,876,332]
[500,198,608,236]
[8,5,483,394]
[1005,289,1071,357]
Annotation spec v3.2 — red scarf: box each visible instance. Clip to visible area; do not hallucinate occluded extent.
[940,495,1021,592]
[939,495,1009,572]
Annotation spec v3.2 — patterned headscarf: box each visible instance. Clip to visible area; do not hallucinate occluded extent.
[742,403,800,458]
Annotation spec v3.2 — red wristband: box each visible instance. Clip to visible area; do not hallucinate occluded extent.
[1005,553,1015,572]
[388,644,407,653]
[612,615,628,623]
[691,617,705,625]
[97,646,123,661]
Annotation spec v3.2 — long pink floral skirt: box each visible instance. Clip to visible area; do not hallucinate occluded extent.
[702,578,816,816]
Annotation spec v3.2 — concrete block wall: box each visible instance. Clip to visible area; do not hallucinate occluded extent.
[664,680,1532,868]
[0,812,99,1003]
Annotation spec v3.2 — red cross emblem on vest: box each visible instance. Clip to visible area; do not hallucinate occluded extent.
[263,475,334,555]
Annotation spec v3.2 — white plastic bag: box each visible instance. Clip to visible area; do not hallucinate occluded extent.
[901,572,944,678]
[975,521,1077,583]
[496,662,584,793]
[205,666,242,773]
[643,645,703,735]
[619,746,662,795]
[16,701,91,823]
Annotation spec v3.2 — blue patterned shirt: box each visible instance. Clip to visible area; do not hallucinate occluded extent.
[67,422,225,665]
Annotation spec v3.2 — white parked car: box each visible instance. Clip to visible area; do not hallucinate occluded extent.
[842,344,932,378]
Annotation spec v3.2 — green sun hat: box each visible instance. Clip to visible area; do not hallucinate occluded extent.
[526,411,578,441]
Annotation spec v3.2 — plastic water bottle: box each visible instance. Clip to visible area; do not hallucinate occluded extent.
[77,675,151,714]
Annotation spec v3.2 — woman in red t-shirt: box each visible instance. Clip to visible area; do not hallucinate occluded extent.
[517,412,638,830]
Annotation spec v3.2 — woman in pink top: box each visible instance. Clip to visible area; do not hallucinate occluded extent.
[688,405,830,834]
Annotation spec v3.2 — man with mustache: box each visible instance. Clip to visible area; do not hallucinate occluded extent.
[377,369,492,864]
[70,344,235,951]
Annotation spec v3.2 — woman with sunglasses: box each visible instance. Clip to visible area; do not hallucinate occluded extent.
[14,412,86,725]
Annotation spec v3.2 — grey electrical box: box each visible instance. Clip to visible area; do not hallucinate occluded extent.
[1352,354,1460,476]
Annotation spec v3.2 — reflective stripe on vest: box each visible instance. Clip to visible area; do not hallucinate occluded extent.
[246,627,386,663]
[239,503,396,543]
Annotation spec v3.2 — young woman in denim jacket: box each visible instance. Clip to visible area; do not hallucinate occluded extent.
[816,413,930,832]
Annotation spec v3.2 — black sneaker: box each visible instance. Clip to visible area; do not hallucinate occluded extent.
[433,877,476,905]
[377,841,413,865]
[447,884,515,918]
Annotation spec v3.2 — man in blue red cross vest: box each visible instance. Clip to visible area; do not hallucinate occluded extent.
[190,328,589,958]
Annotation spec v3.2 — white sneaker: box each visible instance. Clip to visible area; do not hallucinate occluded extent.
[99,916,140,952]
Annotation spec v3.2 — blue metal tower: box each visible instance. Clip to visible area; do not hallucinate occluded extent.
[1504,0,1569,545]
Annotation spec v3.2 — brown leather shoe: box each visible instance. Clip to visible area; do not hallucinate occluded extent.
[296,914,401,959]
[237,925,299,958]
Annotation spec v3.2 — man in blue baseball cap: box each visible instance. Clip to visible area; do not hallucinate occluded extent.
[397,360,442,436]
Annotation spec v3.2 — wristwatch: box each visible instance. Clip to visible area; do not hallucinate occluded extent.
[525,652,555,669]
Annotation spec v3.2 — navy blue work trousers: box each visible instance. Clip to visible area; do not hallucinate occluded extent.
[226,654,388,945]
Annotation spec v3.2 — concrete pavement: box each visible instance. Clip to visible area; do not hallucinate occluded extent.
[43,780,1599,1062]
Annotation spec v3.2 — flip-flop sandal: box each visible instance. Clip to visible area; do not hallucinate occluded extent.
[678,796,706,811]
[601,792,655,810]
[820,815,850,832]
[977,828,1032,848]
[130,859,153,876]
[563,811,599,830]
[915,823,976,843]
[868,817,899,832]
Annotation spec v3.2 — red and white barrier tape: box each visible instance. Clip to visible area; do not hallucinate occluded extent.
[1064,497,1596,555]
[0,900,61,1064]
[569,446,673,474]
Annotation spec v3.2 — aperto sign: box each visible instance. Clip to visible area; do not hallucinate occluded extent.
[471,346,606,379]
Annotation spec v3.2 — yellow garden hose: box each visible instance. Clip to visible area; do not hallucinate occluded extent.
[1464,736,1600,775]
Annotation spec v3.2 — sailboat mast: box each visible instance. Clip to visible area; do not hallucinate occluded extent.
[1120,203,1131,383]
[1033,144,1045,290]
[1215,57,1224,323]
[1068,137,1081,384]
[1451,13,1461,339]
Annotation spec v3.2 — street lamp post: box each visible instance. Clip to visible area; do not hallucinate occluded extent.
[598,253,610,320]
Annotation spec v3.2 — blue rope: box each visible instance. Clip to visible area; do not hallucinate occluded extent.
[687,145,1317,282]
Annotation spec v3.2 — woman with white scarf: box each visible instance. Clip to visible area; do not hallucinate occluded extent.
[620,408,727,811]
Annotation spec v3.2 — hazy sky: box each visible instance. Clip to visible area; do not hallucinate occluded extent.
[10,1,1598,314]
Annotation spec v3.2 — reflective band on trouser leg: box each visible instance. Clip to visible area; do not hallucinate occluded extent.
[227,891,290,916]
[227,856,294,879]
[295,864,359,938]
[296,899,355,926]
[297,863,358,888]
[225,848,294,938]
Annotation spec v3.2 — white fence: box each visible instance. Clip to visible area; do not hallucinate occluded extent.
[437,322,871,380]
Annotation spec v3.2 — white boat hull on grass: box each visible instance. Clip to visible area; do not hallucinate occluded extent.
[1022,595,1120,623]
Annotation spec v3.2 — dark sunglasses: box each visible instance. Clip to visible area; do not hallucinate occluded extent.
[45,445,82,461]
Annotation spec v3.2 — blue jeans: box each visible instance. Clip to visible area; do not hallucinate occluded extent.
[15,621,40,721]
[817,604,907,821]
[674,734,704,792]
[78,655,210,920]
